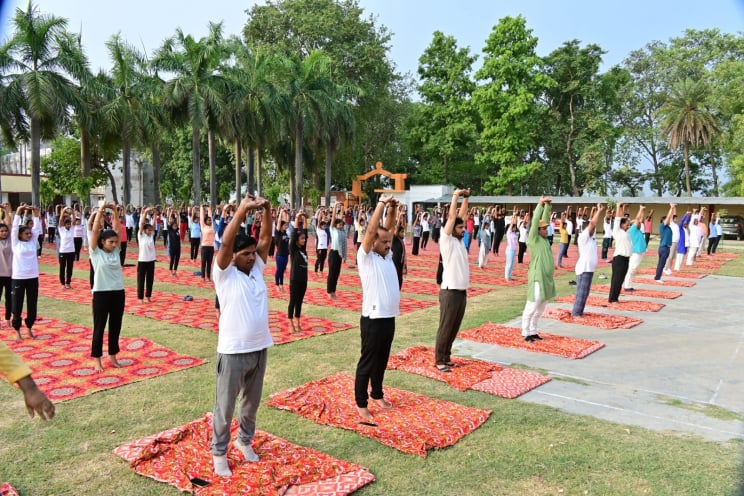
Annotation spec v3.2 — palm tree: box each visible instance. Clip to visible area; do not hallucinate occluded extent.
[319,99,355,207]
[281,51,338,209]
[152,22,228,206]
[661,78,721,196]
[0,2,88,205]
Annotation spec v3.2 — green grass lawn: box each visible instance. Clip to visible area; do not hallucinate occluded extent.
[1,243,743,495]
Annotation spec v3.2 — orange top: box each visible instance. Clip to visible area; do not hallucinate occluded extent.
[201,225,215,247]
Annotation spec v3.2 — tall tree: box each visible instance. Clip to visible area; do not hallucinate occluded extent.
[153,22,228,205]
[661,77,721,196]
[410,31,478,184]
[473,16,553,195]
[0,2,87,205]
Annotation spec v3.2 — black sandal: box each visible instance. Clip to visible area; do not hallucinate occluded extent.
[436,364,451,373]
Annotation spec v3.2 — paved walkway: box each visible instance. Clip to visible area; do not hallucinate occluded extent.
[455,273,744,442]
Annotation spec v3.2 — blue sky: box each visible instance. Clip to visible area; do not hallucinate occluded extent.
[2,0,743,79]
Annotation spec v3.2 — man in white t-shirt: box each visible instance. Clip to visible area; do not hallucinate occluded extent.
[211,194,274,477]
[572,203,603,316]
[355,194,401,424]
[434,188,470,372]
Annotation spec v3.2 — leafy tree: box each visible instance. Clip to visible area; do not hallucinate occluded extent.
[41,136,109,198]
[660,78,721,196]
[153,22,228,205]
[0,2,87,205]
[409,31,478,184]
[473,16,553,195]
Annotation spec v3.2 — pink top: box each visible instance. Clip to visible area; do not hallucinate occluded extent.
[201,225,215,247]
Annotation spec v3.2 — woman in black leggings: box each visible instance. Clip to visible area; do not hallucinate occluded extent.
[288,216,308,333]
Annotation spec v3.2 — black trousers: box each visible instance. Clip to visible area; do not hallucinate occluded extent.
[201,246,215,279]
[91,290,125,358]
[119,241,128,266]
[412,236,420,255]
[288,279,308,318]
[435,289,467,365]
[74,237,83,261]
[609,255,629,303]
[0,276,12,321]
[315,248,328,272]
[59,252,75,285]
[432,227,441,244]
[601,237,613,259]
[11,277,38,331]
[493,227,505,254]
[137,260,155,299]
[190,237,200,260]
[355,316,395,408]
[327,250,342,294]
[421,231,430,249]
[517,241,527,263]
[169,244,181,272]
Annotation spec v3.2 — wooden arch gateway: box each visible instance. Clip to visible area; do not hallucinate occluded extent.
[351,161,408,202]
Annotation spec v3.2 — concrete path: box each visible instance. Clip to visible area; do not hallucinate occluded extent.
[454,273,744,442]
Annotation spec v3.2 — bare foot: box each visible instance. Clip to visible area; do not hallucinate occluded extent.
[371,398,392,409]
[294,318,303,332]
[15,329,23,340]
[357,406,375,421]
[109,355,122,368]
[94,358,104,372]
[145,297,152,303]
[289,319,297,333]
[27,328,35,339]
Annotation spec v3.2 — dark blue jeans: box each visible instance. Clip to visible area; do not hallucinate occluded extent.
[655,245,671,280]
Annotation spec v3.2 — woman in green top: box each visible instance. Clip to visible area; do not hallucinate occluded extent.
[88,203,125,372]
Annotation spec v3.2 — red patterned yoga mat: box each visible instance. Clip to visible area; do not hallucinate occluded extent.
[635,268,704,279]
[113,413,374,496]
[459,323,604,359]
[542,307,643,329]
[635,277,696,288]
[267,373,491,456]
[590,284,682,299]
[36,273,352,344]
[266,285,438,314]
[404,267,512,286]
[3,317,204,402]
[397,280,494,297]
[555,295,665,312]
[0,483,19,496]
[387,346,550,398]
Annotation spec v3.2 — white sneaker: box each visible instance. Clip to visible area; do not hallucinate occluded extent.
[663,268,672,275]
[235,438,259,462]
[655,279,664,284]
[212,454,232,477]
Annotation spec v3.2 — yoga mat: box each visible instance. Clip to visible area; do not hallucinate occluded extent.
[555,295,665,312]
[542,307,643,329]
[3,317,204,402]
[590,284,682,299]
[113,413,374,496]
[387,346,550,398]
[0,483,19,496]
[459,323,605,359]
[266,285,438,314]
[635,268,704,279]
[267,373,491,456]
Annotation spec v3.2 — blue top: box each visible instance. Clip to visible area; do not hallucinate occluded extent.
[90,246,125,292]
[658,221,672,247]
[628,224,647,254]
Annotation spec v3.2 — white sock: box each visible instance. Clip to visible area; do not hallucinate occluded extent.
[235,438,260,462]
[212,455,232,477]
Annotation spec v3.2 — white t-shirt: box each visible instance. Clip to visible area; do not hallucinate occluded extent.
[565,219,574,236]
[575,228,598,275]
[58,225,75,254]
[612,217,632,257]
[316,229,328,250]
[439,231,469,290]
[518,222,528,243]
[214,257,273,354]
[670,221,680,243]
[11,215,40,279]
[357,246,400,319]
[138,232,157,262]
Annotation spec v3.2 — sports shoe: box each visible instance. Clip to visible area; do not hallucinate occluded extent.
[663,268,672,275]
[598,274,608,279]
[213,454,232,477]
[235,438,259,462]
[568,280,577,286]
[654,279,665,284]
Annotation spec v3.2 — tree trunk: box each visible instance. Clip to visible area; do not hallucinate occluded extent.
[289,167,296,209]
[683,142,692,196]
[257,148,264,196]
[325,141,333,208]
[80,126,92,205]
[294,119,303,210]
[192,126,201,204]
[710,149,718,196]
[152,142,161,205]
[31,118,41,206]
[105,165,119,204]
[248,147,255,195]
[208,129,217,209]
[122,130,132,206]
[234,139,242,200]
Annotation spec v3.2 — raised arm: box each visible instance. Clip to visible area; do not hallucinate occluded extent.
[662,203,676,226]
[139,207,150,233]
[89,207,105,249]
[216,195,263,270]
[444,188,470,236]
[633,205,646,228]
[255,198,272,263]
[384,199,398,231]
[361,194,393,253]
[587,203,604,237]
